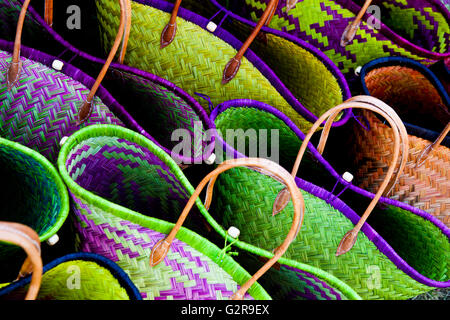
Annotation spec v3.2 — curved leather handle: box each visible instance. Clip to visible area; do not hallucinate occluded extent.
[160,0,279,84]
[316,95,409,198]
[415,121,450,167]
[7,0,130,125]
[273,97,408,256]
[340,0,373,47]
[149,157,305,300]
[0,222,43,300]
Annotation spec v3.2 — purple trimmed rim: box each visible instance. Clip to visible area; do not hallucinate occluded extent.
[211,99,450,289]
[210,0,450,61]
[8,0,216,165]
[133,0,353,128]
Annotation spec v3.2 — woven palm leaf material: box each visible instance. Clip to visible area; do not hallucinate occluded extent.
[210,100,333,184]
[208,165,450,300]
[57,124,274,300]
[95,0,353,133]
[0,137,69,282]
[0,1,217,165]
[342,109,450,226]
[0,40,125,163]
[360,56,450,147]
[0,253,142,300]
[214,0,450,83]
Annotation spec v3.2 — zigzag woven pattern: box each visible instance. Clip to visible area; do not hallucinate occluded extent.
[0,260,131,300]
[348,110,449,226]
[236,0,448,77]
[211,166,450,299]
[66,136,192,222]
[104,70,207,158]
[95,0,343,132]
[0,141,63,281]
[0,49,124,163]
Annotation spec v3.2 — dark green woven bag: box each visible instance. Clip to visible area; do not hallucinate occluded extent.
[0,137,69,283]
[57,124,361,300]
[94,0,353,133]
[205,98,450,300]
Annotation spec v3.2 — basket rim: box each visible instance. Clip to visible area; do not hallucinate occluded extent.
[57,124,363,300]
[0,137,70,242]
[210,99,450,289]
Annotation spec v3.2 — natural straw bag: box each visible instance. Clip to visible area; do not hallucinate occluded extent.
[0,137,69,283]
[0,0,133,163]
[0,251,142,300]
[207,97,449,299]
[213,0,450,83]
[92,0,353,133]
[0,0,217,165]
[57,124,308,300]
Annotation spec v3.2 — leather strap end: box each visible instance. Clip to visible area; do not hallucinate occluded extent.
[335,229,358,256]
[149,238,171,267]
[16,257,34,280]
[272,187,290,216]
[160,23,177,49]
[7,60,23,91]
[340,21,360,47]
[222,57,241,85]
[76,100,93,126]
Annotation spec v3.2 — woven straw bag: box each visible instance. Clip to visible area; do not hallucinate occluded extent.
[0,0,217,165]
[0,222,142,300]
[206,97,450,299]
[57,124,296,300]
[0,138,68,283]
[92,0,353,133]
[56,124,364,300]
[211,0,450,83]
[359,57,449,146]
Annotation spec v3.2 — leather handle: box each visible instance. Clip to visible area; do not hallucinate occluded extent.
[0,222,43,300]
[316,95,409,198]
[149,157,305,300]
[160,0,279,84]
[7,0,131,125]
[272,97,408,256]
[415,121,450,167]
[340,0,373,46]
[44,0,53,27]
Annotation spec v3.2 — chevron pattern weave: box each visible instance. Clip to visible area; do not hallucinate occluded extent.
[228,0,449,78]
[0,49,124,163]
[210,166,450,299]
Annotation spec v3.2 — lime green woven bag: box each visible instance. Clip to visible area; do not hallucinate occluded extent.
[94,0,352,133]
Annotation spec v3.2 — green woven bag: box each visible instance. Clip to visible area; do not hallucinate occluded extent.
[0,137,69,283]
[57,124,361,300]
[94,0,352,133]
[204,98,450,300]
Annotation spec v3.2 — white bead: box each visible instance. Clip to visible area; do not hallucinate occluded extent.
[355,66,362,76]
[52,60,64,71]
[46,234,59,246]
[59,136,69,147]
[227,226,240,239]
[343,172,354,183]
[205,153,216,165]
[206,21,218,33]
